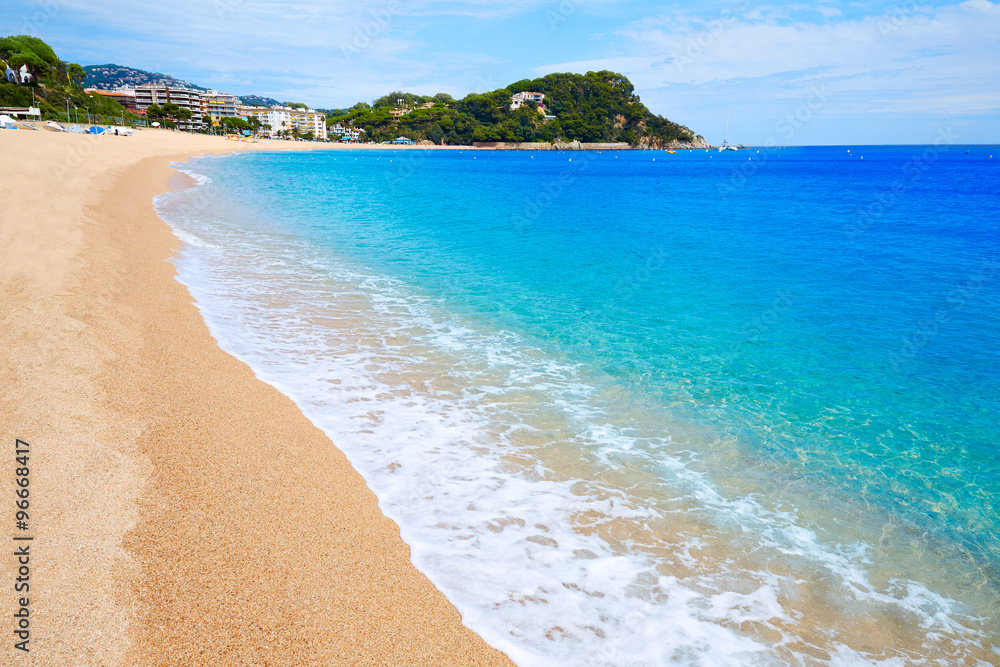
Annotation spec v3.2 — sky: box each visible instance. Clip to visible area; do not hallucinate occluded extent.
[2,0,999,144]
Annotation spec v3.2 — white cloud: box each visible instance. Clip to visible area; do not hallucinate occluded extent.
[524,1,1000,142]
[536,2,1000,114]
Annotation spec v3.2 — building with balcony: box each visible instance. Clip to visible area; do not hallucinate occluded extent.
[200,90,240,126]
[330,123,362,142]
[239,105,326,140]
[510,91,545,110]
[134,83,204,130]
[289,107,326,140]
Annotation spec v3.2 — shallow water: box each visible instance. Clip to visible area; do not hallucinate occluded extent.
[156,146,999,665]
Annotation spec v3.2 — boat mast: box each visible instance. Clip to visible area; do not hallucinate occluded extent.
[723,105,730,147]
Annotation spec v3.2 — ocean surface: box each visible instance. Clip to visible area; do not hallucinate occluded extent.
[156,145,999,666]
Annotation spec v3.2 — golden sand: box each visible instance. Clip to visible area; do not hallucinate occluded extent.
[0,129,511,666]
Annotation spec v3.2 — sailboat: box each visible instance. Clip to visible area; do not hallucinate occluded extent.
[719,106,738,151]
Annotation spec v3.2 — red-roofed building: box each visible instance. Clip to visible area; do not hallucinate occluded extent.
[88,89,138,113]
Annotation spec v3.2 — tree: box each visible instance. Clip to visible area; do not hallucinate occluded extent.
[0,35,60,82]
[428,123,445,145]
[146,102,192,129]
[68,63,86,88]
[220,116,252,133]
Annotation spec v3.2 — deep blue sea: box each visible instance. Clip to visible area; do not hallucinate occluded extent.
[157,145,999,665]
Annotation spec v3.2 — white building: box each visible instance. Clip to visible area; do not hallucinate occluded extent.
[330,123,363,142]
[290,107,326,140]
[0,106,41,120]
[511,91,545,110]
[240,105,326,140]
[238,105,273,129]
[4,64,33,84]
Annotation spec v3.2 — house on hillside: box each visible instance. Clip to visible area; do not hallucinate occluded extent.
[4,64,33,85]
[510,91,545,110]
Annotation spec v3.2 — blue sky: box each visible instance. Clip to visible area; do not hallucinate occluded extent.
[3,0,999,144]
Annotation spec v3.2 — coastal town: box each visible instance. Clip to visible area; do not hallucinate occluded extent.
[3,75,558,145]
[2,35,705,148]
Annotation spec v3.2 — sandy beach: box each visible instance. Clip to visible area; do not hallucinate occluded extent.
[0,129,510,665]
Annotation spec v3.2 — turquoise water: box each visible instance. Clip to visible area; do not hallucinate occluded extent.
[158,146,999,665]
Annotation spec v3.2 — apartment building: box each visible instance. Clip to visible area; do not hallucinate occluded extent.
[240,104,326,140]
[200,90,240,126]
[288,106,327,140]
[133,83,204,130]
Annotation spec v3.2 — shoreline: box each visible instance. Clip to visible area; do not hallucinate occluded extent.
[0,129,511,665]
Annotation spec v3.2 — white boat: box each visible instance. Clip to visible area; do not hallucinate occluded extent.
[719,106,738,151]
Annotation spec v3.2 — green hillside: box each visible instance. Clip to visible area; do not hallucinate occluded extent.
[2,35,703,145]
[83,64,207,91]
[0,35,134,122]
[329,71,702,147]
